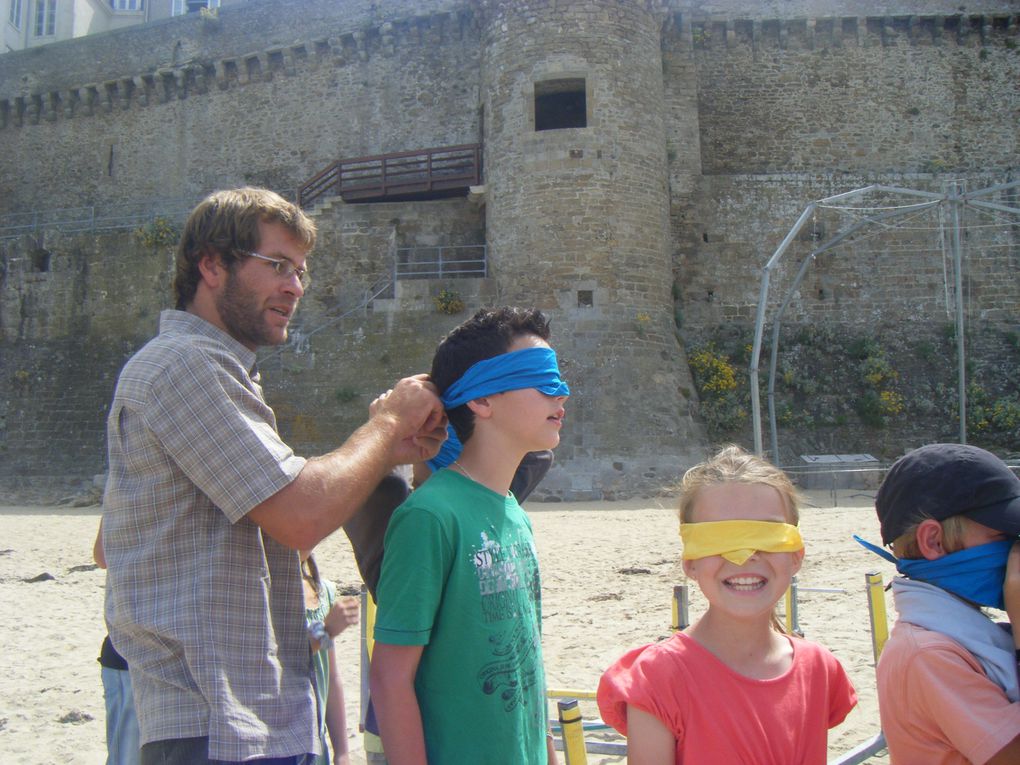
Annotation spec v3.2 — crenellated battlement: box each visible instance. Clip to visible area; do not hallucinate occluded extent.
[3,8,1016,131]
[0,7,478,130]
[672,12,1019,51]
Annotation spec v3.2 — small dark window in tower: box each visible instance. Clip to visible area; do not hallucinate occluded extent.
[31,248,51,272]
[577,290,594,308]
[535,79,586,131]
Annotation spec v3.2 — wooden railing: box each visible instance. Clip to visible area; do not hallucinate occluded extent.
[298,143,481,208]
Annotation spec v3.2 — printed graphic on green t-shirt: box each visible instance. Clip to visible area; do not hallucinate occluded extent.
[474,532,542,620]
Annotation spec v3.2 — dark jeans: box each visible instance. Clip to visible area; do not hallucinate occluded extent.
[140,737,313,765]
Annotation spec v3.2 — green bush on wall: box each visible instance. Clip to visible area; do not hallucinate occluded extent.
[688,343,748,432]
[334,387,358,404]
[685,322,1019,453]
[968,385,1020,442]
[433,288,465,315]
[135,217,178,249]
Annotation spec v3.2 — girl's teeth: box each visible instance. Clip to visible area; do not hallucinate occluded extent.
[726,577,765,590]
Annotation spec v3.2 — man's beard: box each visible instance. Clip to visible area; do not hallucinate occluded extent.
[216,271,288,348]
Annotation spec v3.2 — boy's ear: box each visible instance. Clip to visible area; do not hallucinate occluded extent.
[681,558,698,580]
[465,397,494,420]
[916,518,947,560]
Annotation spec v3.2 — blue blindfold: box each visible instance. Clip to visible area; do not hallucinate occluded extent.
[428,347,569,471]
[442,347,570,409]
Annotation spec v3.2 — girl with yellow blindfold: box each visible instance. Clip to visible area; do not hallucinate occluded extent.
[597,446,857,764]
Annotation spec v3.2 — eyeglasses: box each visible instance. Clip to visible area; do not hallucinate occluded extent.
[245,251,310,288]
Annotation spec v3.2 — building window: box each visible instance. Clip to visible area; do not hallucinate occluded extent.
[34,0,55,36]
[9,0,23,28]
[535,78,587,131]
[172,0,219,15]
[111,0,141,10]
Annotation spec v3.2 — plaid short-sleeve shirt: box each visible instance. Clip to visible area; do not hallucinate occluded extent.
[103,309,317,761]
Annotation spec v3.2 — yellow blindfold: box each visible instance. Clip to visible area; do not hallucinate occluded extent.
[680,520,804,565]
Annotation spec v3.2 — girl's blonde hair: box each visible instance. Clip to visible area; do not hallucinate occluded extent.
[678,445,803,634]
[679,445,802,526]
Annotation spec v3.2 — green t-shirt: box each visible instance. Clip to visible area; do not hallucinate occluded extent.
[374,469,548,764]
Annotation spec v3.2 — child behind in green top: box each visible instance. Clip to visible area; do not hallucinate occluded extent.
[301,550,358,765]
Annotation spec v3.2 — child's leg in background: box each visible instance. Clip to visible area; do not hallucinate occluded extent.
[102,665,140,765]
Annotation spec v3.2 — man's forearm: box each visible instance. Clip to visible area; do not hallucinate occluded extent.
[249,373,444,549]
[248,413,406,549]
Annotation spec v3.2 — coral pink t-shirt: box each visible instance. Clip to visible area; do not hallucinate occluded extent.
[597,632,856,765]
[878,621,1020,765]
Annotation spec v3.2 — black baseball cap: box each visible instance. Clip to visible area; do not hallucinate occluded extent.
[875,443,1020,545]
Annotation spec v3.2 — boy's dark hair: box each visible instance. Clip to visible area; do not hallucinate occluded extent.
[431,306,552,445]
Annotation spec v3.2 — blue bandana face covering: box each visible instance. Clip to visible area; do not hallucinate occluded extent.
[427,346,570,471]
[855,535,1014,610]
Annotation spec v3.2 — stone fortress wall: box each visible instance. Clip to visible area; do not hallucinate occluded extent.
[1,0,1017,498]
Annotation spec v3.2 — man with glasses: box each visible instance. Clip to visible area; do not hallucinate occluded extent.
[101,187,447,765]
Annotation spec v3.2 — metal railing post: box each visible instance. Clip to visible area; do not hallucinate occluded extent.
[785,575,801,635]
[671,584,689,631]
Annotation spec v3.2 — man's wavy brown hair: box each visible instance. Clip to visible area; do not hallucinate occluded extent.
[172,187,316,309]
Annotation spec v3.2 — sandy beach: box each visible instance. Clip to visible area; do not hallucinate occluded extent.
[0,490,903,764]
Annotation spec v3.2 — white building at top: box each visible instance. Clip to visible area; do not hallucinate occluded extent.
[2,0,247,54]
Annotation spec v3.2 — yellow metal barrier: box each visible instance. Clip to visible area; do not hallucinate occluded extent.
[557,699,589,765]
[547,688,598,700]
[866,570,890,664]
[360,588,386,762]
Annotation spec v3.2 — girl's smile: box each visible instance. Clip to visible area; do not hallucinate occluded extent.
[724,574,768,592]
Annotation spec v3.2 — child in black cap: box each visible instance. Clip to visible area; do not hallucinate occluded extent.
[856,443,1020,764]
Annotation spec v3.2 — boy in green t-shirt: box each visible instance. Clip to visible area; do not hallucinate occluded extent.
[370,306,569,765]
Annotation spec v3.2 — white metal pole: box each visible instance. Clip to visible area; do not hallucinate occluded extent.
[949,183,967,443]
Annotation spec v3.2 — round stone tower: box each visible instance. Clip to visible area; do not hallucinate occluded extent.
[478,0,705,499]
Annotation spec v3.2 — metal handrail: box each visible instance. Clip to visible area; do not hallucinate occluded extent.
[0,199,191,239]
[395,244,487,280]
[0,191,297,240]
